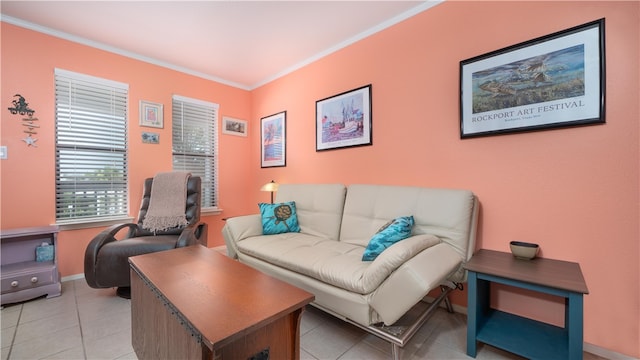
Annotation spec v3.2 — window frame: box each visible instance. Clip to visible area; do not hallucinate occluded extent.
[54,68,130,227]
[171,94,221,214]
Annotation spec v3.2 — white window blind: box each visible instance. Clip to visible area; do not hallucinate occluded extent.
[172,95,219,209]
[54,69,129,222]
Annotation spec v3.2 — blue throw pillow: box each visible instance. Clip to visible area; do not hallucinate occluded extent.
[259,201,301,235]
[362,216,415,261]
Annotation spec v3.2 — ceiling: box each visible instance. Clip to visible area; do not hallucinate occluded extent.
[1,1,441,90]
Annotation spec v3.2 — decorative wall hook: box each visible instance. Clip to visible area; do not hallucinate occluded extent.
[7,94,35,116]
[7,94,39,146]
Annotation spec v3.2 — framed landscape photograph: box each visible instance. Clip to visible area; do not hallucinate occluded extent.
[316,84,372,151]
[460,19,605,138]
[222,116,248,137]
[139,100,163,128]
[261,111,286,168]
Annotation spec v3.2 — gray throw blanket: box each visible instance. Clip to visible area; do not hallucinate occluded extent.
[142,172,191,232]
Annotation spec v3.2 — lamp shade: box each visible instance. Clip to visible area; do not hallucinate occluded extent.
[260,180,279,192]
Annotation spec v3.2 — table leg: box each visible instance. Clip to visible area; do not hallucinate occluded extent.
[467,271,491,358]
[467,271,478,357]
[566,293,584,360]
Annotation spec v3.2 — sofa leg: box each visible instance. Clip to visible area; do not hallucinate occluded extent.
[391,343,400,360]
[441,286,454,313]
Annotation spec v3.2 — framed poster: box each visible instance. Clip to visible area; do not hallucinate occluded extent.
[316,84,372,151]
[261,111,286,168]
[139,100,163,129]
[222,116,248,137]
[460,19,605,138]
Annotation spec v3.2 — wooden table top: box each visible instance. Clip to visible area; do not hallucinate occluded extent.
[464,249,589,294]
[129,245,314,351]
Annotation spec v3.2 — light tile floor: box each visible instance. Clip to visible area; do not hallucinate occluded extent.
[2,279,607,360]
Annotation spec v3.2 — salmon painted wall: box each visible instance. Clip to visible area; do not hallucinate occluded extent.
[1,23,253,274]
[1,1,638,357]
[249,1,639,357]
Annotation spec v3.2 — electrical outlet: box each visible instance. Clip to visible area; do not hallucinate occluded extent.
[0,146,7,160]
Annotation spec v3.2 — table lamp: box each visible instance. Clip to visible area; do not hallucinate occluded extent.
[260,180,279,204]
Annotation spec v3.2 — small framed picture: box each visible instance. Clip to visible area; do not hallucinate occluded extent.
[222,116,248,137]
[141,132,159,144]
[139,100,163,128]
[260,111,286,168]
[316,84,372,151]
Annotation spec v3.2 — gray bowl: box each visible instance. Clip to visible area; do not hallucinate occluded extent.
[510,241,539,260]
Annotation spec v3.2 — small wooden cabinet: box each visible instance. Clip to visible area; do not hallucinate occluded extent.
[1,226,61,305]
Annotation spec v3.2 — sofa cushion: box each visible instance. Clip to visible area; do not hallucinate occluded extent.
[275,184,346,241]
[259,202,301,235]
[340,184,477,264]
[237,233,440,294]
[362,216,414,261]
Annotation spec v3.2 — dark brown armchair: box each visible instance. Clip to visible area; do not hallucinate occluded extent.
[84,175,207,298]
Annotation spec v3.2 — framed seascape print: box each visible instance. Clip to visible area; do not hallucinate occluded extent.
[261,111,286,168]
[139,100,163,129]
[460,18,605,138]
[222,116,248,137]
[316,84,372,151]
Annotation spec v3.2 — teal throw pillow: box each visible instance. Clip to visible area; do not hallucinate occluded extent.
[259,201,301,235]
[362,216,415,261]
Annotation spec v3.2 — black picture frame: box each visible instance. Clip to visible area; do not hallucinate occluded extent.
[316,84,372,151]
[260,111,286,168]
[460,18,605,138]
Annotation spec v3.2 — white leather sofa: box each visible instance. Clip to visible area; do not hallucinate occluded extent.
[222,183,478,356]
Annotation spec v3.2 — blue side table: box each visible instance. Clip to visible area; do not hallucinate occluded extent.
[464,249,588,360]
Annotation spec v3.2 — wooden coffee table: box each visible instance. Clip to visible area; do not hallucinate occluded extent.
[129,245,314,360]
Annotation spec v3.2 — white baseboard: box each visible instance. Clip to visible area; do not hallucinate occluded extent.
[425,296,639,360]
[584,343,639,360]
[61,273,84,282]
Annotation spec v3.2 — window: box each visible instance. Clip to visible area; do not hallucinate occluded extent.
[54,69,129,223]
[172,95,219,210]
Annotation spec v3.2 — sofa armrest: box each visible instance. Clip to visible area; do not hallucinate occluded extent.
[364,234,441,282]
[370,242,462,325]
[221,214,262,259]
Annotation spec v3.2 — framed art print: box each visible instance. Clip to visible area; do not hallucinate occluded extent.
[139,100,163,129]
[261,111,286,168]
[222,116,248,137]
[460,19,605,138]
[316,84,372,151]
[141,132,159,144]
